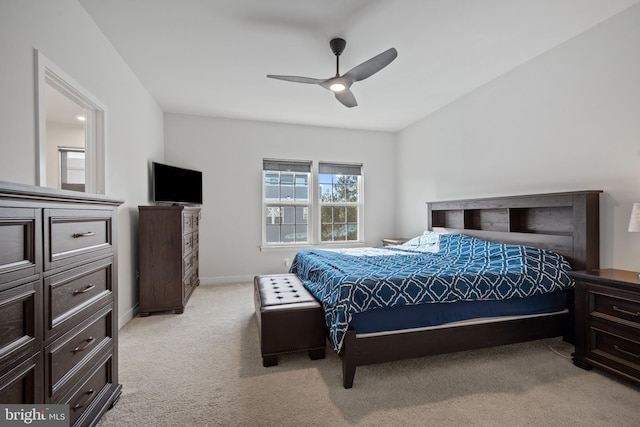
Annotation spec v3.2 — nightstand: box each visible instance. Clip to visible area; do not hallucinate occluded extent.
[570,269,640,385]
[381,238,408,246]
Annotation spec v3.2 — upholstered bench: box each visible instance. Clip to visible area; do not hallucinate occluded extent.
[254,274,327,367]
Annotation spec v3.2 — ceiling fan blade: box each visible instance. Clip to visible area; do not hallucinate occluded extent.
[266,75,325,85]
[343,47,397,82]
[335,89,358,108]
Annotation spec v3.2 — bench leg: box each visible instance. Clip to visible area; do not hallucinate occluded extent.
[308,349,325,360]
[262,356,278,367]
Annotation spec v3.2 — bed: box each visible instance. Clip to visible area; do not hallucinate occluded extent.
[290,191,601,388]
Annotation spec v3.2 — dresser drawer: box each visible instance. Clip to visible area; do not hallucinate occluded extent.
[0,281,41,371]
[0,208,41,286]
[62,353,114,427]
[44,209,114,271]
[183,253,194,278]
[183,212,193,234]
[0,353,42,404]
[193,212,200,231]
[183,275,194,301]
[183,233,193,256]
[191,265,199,287]
[44,258,113,341]
[46,305,113,399]
[589,289,640,328]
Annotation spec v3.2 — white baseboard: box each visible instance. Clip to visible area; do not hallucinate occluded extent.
[118,302,139,329]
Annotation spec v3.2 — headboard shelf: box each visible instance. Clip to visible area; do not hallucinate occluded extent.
[427,191,602,270]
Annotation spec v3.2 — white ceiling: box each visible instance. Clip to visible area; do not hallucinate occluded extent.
[78,0,639,132]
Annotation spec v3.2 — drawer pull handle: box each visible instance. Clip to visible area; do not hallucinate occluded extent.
[73,388,95,410]
[72,231,95,238]
[73,284,96,296]
[73,336,96,353]
[614,345,640,359]
[612,305,640,317]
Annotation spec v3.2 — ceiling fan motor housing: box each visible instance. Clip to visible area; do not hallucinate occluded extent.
[330,38,346,56]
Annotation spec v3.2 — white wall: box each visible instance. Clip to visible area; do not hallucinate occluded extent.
[164,114,396,284]
[0,0,165,327]
[396,4,640,271]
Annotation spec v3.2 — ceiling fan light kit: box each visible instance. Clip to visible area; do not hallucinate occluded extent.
[329,81,346,92]
[267,38,397,108]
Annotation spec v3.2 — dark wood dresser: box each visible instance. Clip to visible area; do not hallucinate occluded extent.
[138,205,200,316]
[0,181,122,426]
[571,269,640,385]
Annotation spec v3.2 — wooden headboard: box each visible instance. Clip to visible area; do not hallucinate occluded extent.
[427,191,601,271]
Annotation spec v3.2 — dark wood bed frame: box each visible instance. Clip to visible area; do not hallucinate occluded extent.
[339,190,601,388]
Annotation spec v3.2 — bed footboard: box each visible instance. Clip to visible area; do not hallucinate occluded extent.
[340,311,570,388]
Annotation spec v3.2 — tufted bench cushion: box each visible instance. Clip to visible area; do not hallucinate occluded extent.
[254,274,327,367]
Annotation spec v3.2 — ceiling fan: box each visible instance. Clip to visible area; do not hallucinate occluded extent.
[267,38,398,108]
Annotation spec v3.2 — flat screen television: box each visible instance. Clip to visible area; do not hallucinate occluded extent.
[152,162,202,205]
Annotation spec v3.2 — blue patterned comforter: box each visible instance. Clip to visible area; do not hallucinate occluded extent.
[289,232,574,353]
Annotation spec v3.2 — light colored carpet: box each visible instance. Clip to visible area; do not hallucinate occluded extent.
[98,283,640,426]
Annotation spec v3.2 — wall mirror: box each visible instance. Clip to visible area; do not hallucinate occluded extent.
[35,50,106,194]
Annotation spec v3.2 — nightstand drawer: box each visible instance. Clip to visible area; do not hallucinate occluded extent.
[591,291,640,328]
[590,326,640,374]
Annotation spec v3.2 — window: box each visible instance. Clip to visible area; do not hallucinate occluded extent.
[263,160,311,245]
[319,163,362,242]
[59,147,86,192]
[262,160,362,246]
